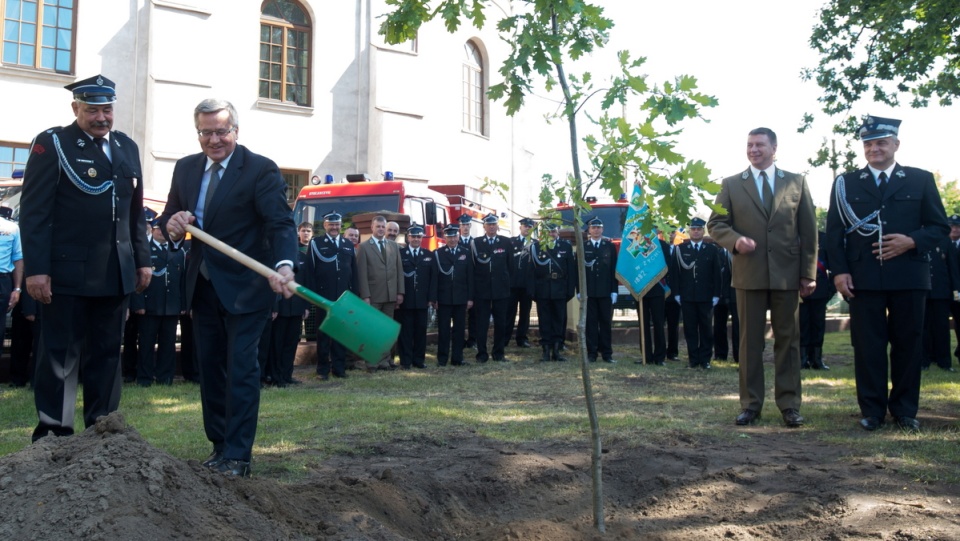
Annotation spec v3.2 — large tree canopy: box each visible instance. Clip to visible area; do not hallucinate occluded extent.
[805,0,959,114]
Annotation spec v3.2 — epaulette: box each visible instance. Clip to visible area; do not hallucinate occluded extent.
[43,126,65,134]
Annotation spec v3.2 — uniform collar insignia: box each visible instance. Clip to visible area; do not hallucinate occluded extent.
[776,169,785,179]
[741,170,749,180]
[860,172,869,179]
[895,169,906,178]
[77,138,86,148]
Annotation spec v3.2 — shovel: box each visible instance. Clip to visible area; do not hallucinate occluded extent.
[184,222,399,365]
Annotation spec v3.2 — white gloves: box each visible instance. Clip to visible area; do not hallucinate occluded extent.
[712,296,719,307]
[610,292,618,303]
[576,293,581,301]
[674,295,681,304]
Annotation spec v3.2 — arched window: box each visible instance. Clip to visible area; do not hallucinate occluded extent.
[462,41,485,135]
[259,0,311,106]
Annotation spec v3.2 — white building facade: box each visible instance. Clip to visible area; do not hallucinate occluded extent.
[0,0,549,226]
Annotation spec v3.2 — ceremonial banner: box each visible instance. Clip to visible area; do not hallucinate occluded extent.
[615,183,668,299]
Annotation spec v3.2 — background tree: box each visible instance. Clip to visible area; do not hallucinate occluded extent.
[382,0,717,532]
[799,0,959,168]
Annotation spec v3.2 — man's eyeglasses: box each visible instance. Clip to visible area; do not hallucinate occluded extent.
[197,127,237,139]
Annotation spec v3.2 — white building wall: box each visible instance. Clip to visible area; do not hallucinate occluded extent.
[0,0,548,225]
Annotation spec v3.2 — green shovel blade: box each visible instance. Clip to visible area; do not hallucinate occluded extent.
[300,288,400,365]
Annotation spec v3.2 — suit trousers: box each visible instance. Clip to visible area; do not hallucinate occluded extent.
[475,298,509,361]
[192,277,265,462]
[269,315,303,383]
[397,307,428,368]
[316,310,348,377]
[137,314,179,385]
[950,301,960,363]
[641,295,666,364]
[736,288,801,412]
[922,299,951,369]
[535,297,566,347]
[586,296,614,360]
[799,298,829,349]
[437,303,467,365]
[680,301,713,367]
[372,301,397,367]
[33,294,126,441]
[713,299,741,360]
[848,290,925,419]
[506,287,533,344]
[665,298,680,359]
[178,313,198,382]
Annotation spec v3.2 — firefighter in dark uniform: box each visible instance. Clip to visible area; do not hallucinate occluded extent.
[664,231,681,360]
[507,217,536,348]
[669,218,721,369]
[712,244,740,363]
[581,217,618,363]
[472,213,514,362]
[267,247,309,386]
[921,232,960,371]
[826,115,949,431]
[532,223,576,362]
[131,215,185,385]
[432,225,474,366]
[21,75,152,441]
[397,224,435,369]
[458,214,478,348]
[302,211,358,380]
[799,231,835,370]
[639,237,673,366]
[948,215,960,368]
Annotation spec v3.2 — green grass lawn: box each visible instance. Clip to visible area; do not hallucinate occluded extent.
[1,330,958,483]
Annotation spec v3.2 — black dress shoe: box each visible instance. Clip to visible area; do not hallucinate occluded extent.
[202,451,224,469]
[216,459,251,477]
[735,409,761,426]
[895,416,921,431]
[781,408,804,428]
[859,416,885,431]
[703,362,712,369]
[602,358,617,364]
[517,340,532,348]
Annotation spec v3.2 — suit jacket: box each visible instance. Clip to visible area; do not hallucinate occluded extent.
[160,145,298,314]
[357,237,404,302]
[669,240,721,302]
[303,233,358,301]
[431,244,474,305]
[21,121,150,296]
[708,167,817,291]
[471,234,513,300]
[825,164,948,291]
[399,246,435,309]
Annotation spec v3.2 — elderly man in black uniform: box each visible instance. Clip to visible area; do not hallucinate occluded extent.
[507,217,536,348]
[433,225,474,366]
[303,211,358,380]
[826,115,949,432]
[21,75,152,441]
[131,215,186,386]
[532,224,576,362]
[472,213,514,363]
[799,231,835,371]
[582,217,618,363]
[670,218,721,369]
[397,224,435,369]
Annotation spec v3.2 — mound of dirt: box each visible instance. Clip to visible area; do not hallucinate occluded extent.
[1,412,957,540]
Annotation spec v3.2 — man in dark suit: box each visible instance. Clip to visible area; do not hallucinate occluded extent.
[670,218,721,370]
[639,236,672,366]
[826,115,949,432]
[708,127,817,428]
[582,217,619,363]
[458,214,478,348]
[532,224,576,362]
[432,225,474,366]
[162,99,297,476]
[506,217,535,348]
[21,75,152,442]
[302,212,358,379]
[472,213,514,363]
[800,231,835,370]
[131,217,186,386]
[357,214,404,369]
[397,224,435,368]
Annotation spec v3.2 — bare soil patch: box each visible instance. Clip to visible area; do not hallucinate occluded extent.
[1,411,957,540]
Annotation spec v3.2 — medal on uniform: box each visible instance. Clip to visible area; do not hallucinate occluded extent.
[88,168,97,178]
[133,177,138,188]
